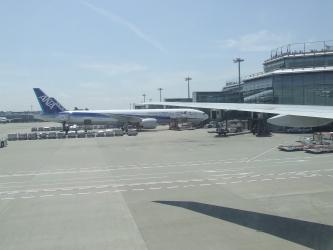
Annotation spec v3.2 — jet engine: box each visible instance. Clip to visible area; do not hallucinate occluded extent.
[140,118,158,129]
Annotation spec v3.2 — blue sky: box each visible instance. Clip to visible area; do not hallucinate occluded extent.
[1,0,332,111]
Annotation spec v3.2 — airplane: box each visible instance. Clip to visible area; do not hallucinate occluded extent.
[33,88,209,130]
[0,117,10,123]
[145,101,333,128]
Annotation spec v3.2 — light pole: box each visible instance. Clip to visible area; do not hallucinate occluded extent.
[158,88,163,102]
[233,58,244,102]
[142,94,146,103]
[185,76,192,99]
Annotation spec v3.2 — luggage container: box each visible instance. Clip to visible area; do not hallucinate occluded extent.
[7,133,17,141]
[57,132,66,139]
[28,132,38,140]
[127,129,138,136]
[96,130,105,137]
[31,127,38,132]
[43,127,50,131]
[39,132,48,139]
[86,131,95,138]
[38,127,44,131]
[48,132,57,139]
[18,133,28,140]
[114,129,124,136]
[77,130,86,138]
[67,131,77,138]
[105,129,115,137]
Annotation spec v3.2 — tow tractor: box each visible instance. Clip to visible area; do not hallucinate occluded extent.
[0,137,8,148]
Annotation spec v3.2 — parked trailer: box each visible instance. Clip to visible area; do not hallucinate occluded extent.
[77,130,86,138]
[18,133,28,140]
[39,132,48,139]
[7,133,18,141]
[57,132,66,139]
[28,132,38,140]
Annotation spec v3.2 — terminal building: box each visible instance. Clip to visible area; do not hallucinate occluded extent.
[243,40,333,105]
[136,40,333,122]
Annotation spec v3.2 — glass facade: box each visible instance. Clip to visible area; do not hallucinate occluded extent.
[273,71,333,105]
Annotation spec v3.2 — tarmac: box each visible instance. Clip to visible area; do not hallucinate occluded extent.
[0,122,333,250]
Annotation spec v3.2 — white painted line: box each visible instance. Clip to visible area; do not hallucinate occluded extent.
[59,193,73,196]
[261,179,272,181]
[96,190,110,194]
[1,197,15,200]
[230,181,242,184]
[246,146,276,162]
[21,196,35,199]
[289,176,300,179]
[132,188,145,191]
[191,179,203,182]
[251,175,260,177]
[25,189,38,193]
[207,178,217,181]
[184,184,195,188]
[175,180,188,183]
[77,192,90,195]
[113,190,127,192]
[149,187,162,190]
[39,194,54,198]
[247,180,257,182]
[167,186,179,189]
[215,182,227,185]
[43,189,57,192]
[275,177,286,180]
[95,185,109,189]
[200,183,211,186]
[60,188,73,191]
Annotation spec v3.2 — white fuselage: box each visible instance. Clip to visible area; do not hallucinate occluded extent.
[36,109,208,126]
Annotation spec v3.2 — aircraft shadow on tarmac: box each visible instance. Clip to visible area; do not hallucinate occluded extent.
[154,201,333,250]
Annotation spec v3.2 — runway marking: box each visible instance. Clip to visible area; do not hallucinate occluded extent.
[21,196,34,199]
[1,197,15,200]
[261,179,272,181]
[96,190,110,194]
[199,183,211,186]
[25,189,38,193]
[276,177,287,180]
[39,194,54,198]
[77,192,90,195]
[59,193,73,196]
[230,181,242,184]
[247,180,257,182]
[149,187,162,190]
[215,182,227,185]
[113,190,127,192]
[184,184,195,188]
[246,146,277,162]
[167,186,179,189]
[132,188,145,191]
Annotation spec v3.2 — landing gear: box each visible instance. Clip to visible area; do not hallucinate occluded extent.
[169,119,180,130]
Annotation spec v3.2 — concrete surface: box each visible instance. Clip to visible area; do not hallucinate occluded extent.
[0,123,333,249]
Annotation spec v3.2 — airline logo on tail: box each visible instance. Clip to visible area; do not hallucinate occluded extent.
[38,95,58,110]
[33,88,66,114]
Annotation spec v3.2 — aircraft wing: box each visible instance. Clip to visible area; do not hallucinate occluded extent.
[147,102,333,127]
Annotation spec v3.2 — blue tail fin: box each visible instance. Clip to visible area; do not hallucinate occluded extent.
[33,88,67,114]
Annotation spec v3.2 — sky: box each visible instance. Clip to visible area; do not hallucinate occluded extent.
[1,0,332,111]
